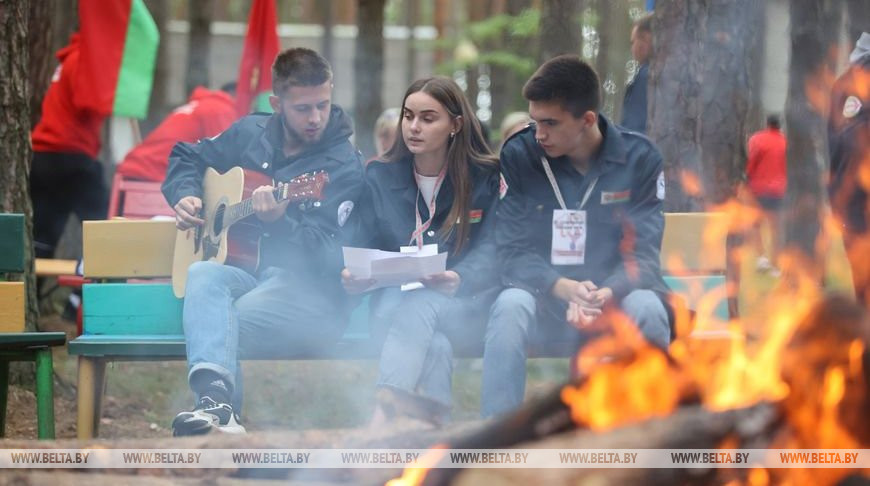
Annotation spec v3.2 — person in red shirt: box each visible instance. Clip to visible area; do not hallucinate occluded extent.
[117,83,237,182]
[30,34,109,259]
[745,114,787,274]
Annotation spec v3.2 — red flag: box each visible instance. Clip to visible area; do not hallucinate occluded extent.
[236,0,280,117]
[77,0,159,118]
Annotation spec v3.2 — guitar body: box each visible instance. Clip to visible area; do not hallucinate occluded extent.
[171,166,329,298]
[172,167,271,297]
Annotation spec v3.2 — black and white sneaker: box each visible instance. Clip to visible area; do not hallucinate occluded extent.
[171,396,246,436]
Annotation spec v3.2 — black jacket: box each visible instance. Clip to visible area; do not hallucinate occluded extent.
[497,114,670,303]
[360,156,500,297]
[162,105,365,299]
[621,62,649,134]
[828,56,870,234]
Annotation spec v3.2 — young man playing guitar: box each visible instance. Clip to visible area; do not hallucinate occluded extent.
[162,48,364,436]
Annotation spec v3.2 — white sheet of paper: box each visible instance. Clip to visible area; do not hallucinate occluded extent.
[342,245,446,291]
[399,244,438,291]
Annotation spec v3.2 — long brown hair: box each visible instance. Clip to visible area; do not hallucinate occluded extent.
[383,76,498,254]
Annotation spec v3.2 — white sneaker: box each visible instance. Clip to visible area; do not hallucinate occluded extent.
[171,396,246,436]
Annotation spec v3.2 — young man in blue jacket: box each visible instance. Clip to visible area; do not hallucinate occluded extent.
[482,55,672,418]
[162,48,365,436]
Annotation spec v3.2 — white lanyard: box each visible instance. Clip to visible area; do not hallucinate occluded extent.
[409,165,447,249]
[540,156,597,210]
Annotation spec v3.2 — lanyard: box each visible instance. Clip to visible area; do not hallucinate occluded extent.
[409,164,447,248]
[540,156,597,211]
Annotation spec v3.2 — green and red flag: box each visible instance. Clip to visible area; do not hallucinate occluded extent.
[77,0,159,119]
[236,0,281,116]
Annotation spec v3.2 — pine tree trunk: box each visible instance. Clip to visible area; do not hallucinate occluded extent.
[354,0,385,159]
[845,0,869,54]
[28,0,55,129]
[489,0,532,134]
[699,0,765,204]
[144,0,170,134]
[784,0,841,257]
[539,0,583,63]
[186,0,213,97]
[648,0,707,212]
[319,0,334,67]
[597,0,631,121]
[0,0,38,332]
[404,0,419,87]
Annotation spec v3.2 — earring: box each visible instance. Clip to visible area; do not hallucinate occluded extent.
[449,131,455,139]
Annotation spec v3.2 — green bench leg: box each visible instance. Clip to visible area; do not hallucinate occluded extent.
[35,349,55,439]
[77,357,106,439]
[0,361,8,437]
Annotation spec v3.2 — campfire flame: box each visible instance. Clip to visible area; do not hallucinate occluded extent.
[556,194,868,484]
[384,444,447,486]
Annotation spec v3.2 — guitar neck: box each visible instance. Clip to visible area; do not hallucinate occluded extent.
[224,187,283,227]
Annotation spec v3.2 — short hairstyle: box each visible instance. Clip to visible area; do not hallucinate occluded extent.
[522,55,601,117]
[767,114,781,129]
[271,48,333,96]
[635,13,653,34]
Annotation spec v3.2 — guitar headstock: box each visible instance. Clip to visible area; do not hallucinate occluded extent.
[276,170,330,202]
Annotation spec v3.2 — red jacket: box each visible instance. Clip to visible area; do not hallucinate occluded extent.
[118,87,236,182]
[31,35,106,159]
[746,127,787,198]
[117,87,237,182]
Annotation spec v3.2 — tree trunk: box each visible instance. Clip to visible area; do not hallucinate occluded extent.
[845,0,869,55]
[698,0,765,205]
[0,0,38,332]
[28,0,55,129]
[143,0,170,135]
[539,0,582,63]
[52,0,77,54]
[597,0,631,121]
[784,0,841,257]
[433,0,452,66]
[488,0,531,134]
[648,0,707,212]
[405,0,418,87]
[185,0,213,98]
[354,0,385,159]
[319,0,334,67]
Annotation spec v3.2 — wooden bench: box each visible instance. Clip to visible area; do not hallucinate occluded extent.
[0,213,66,439]
[68,214,728,438]
[107,172,174,219]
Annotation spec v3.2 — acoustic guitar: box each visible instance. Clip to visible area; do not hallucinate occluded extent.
[171,166,329,297]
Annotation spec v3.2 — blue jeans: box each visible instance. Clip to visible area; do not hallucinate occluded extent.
[481,287,670,418]
[182,261,345,410]
[376,288,489,411]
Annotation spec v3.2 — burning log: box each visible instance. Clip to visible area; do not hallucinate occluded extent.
[449,402,779,486]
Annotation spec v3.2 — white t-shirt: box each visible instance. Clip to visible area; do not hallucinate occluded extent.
[416,172,441,208]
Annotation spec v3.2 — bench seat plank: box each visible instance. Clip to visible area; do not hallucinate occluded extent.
[83,220,175,278]
[0,283,25,333]
[83,283,182,335]
[0,332,67,350]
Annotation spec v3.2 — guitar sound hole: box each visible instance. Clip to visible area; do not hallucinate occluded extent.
[213,205,226,235]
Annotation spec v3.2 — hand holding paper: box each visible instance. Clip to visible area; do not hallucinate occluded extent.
[342,245,448,291]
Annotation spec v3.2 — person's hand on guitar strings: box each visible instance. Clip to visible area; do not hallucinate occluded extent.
[252,185,290,223]
[174,196,204,230]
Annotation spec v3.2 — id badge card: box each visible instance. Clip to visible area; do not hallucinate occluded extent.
[551,209,586,265]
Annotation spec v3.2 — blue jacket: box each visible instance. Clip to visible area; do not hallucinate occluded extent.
[361,156,500,298]
[621,63,649,134]
[497,114,670,304]
[162,105,365,300]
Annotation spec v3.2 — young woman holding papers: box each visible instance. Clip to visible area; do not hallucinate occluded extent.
[342,76,499,425]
